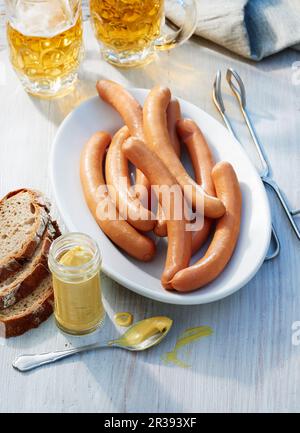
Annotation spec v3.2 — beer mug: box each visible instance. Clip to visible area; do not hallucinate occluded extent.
[90,0,198,67]
[5,0,84,97]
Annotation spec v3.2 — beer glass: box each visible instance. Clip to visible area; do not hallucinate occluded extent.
[5,0,84,97]
[90,0,198,67]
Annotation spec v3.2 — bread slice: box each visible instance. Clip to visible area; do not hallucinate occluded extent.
[0,275,54,338]
[0,189,50,283]
[0,220,60,309]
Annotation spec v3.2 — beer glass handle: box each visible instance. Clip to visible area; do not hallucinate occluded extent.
[155,0,198,51]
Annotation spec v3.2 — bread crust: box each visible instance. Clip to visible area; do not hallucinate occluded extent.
[0,218,61,309]
[0,190,62,337]
[0,189,51,283]
[0,241,50,309]
[0,286,54,338]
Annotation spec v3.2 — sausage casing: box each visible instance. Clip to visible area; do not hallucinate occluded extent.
[171,162,242,291]
[105,126,155,232]
[143,85,225,219]
[123,137,192,289]
[80,131,156,262]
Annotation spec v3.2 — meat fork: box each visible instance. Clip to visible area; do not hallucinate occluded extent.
[225,69,300,233]
[213,69,279,260]
[213,69,272,260]
[213,68,300,261]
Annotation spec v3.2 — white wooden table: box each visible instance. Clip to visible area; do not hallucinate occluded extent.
[1,12,300,413]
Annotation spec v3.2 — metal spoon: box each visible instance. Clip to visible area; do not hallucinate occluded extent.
[13,318,172,373]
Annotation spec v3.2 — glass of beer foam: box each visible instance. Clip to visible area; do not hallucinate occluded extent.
[5,0,84,98]
[89,0,198,68]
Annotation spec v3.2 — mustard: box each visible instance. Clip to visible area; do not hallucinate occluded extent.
[112,316,173,347]
[114,312,134,327]
[163,326,213,368]
[49,233,105,336]
[59,246,92,267]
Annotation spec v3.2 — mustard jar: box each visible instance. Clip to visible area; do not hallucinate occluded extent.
[48,233,105,335]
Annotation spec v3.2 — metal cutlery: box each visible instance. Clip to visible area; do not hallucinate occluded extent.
[213,69,300,260]
[13,317,172,372]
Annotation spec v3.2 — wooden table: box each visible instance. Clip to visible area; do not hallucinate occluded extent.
[1,14,300,413]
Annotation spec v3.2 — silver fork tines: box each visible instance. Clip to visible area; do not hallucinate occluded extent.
[213,70,236,137]
[213,70,279,261]
[213,68,300,255]
[226,69,269,179]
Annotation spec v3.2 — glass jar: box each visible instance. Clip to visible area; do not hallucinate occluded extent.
[48,233,105,336]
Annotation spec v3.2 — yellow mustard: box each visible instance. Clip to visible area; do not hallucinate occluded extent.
[163,326,213,368]
[114,312,134,327]
[49,233,105,336]
[59,246,92,267]
[112,316,173,347]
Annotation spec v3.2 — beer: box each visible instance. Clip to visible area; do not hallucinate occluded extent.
[90,0,164,65]
[6,0,83,97]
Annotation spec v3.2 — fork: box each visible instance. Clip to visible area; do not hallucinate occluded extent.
[212,69,284,260]
[214,69,300,259]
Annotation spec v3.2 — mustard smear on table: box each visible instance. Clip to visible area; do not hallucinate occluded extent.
[114,312,134,327]
[111,317,173,347]
[163,326,213,368]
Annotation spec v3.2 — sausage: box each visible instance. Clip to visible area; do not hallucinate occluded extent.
[122,137,192,289]
[177,119,215,195]
[170,162,242,291]
[105,126,155,232]
[191,221,212,256]
[154,98,182,237]
[167,98,181,157]
[96,80,150,206]
[143,85,225,219]
[154,202,168,238]
[177,119,216,255]
[80,131,156,262]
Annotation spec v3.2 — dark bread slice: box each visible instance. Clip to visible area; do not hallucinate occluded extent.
[0,189,51,283]
[0,220,61,309]
[0,275,54,338]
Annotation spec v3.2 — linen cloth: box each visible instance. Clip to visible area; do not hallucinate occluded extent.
[167,0,300,60]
